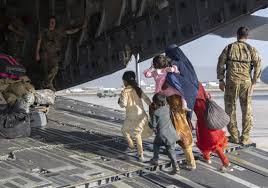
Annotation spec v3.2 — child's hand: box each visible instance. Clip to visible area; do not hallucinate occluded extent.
[150,63,154,69]
[205,92,211,99]
[161,81,169,90]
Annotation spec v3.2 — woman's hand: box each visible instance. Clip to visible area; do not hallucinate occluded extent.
[161,81,169,90]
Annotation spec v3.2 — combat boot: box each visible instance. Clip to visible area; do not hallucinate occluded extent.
[228,136,239,144]
[241,138,253,146]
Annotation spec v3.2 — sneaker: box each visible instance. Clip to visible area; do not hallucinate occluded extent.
[180,164,196,171]
[219,163,233,173]
[228,136,239,144]
[149,159,159,166]
[170,166,180,175]
[204,159,212,164]
[138,155,145,162]
[200,156,212,164]
[125,147,135,152]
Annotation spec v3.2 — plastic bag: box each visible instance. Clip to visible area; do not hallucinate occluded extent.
[35,89,55,105]
[205,99,230,130]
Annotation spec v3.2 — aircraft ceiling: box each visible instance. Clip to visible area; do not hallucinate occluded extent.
[1,0,268,89]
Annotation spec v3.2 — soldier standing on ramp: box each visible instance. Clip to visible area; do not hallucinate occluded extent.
[217,27,262,145]
[35,16,85,91]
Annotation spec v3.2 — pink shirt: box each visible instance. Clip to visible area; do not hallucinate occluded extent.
[144,65,182,97]
[160,85,182,97]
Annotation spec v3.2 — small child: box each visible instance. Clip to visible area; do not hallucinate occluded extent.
[144,55,191,111]
[194,83,232,172]
[118,71,153,162]
[149,93,180,175]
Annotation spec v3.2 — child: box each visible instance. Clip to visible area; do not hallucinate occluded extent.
[194,83,232,172]
[118,71,153,162]
[144,55,191,111]
[149,93,180,175]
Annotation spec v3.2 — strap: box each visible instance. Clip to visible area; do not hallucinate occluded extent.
[226,44,232,62]
[238,41,254,70]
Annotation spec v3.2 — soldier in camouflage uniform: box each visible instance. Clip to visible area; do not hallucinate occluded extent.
[217,27,262,145]
[36,16,85,91]
[36,16,64,91]
[7,17,26,62]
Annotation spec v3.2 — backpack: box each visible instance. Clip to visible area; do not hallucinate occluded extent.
[226,41,254,71]
[0,53,26,79]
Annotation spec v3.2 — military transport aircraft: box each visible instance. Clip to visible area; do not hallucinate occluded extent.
[1,0,268,90]
[1,1,268,188]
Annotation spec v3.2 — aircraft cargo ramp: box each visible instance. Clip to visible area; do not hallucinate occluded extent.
[0,97,267,188]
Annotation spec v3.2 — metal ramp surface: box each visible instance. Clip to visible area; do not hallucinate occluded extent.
[0,97,267,188]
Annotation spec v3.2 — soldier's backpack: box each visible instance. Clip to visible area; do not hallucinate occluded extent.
[0,53,26,79]
[226,41,254,70]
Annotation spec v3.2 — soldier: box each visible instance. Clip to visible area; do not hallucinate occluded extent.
[6,16,26,62]
[217,27,262,145]
[35,16,85,91]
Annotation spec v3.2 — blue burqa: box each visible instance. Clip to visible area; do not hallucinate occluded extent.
[165,44,199,119]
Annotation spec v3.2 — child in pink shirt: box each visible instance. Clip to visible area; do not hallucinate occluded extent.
[144,55,190,111]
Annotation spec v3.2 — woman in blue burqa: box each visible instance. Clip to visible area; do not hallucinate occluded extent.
[164,44,199,170]
[165,44,199,117]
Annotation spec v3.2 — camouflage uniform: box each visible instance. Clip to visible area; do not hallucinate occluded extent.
[2,76,35,106]
[217,40,262,143]
[7,32,24,59]
[6,19,25,61]
[39,28,65,91]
